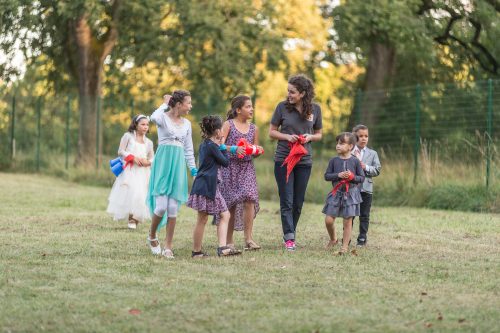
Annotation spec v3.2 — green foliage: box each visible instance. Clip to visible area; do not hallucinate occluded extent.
[326,0,500,84]
[166,0,284,114]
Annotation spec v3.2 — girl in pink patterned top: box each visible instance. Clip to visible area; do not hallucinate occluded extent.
[217,95,262,251]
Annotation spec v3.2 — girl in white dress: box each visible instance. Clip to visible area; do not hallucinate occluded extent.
[107,115,154,229]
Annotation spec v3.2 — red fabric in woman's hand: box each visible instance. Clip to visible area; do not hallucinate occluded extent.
[281,135,307,183]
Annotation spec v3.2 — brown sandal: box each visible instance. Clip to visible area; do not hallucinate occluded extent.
[217,246,242,257]
[338,247,348,255]
[244,240,261,251]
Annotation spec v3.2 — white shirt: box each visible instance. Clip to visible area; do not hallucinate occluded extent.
[150,103,196,170]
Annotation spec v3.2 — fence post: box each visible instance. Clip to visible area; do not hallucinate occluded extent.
[65,96,71,170]
[96,96,101,170]
[36,97,42,172]
[10,95,16,159]
[413,84,421,185]
[486,79,493,188]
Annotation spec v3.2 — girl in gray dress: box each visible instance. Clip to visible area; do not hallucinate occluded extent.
[323,132,365,254]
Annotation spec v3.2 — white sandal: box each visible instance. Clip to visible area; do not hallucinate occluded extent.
[161,248,174,259]
[128,220,137,230]
[147,237,161,255]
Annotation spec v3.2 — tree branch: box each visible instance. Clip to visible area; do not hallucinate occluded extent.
[100,0,121,62]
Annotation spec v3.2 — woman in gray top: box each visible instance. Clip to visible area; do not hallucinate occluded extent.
[269,74,323,251]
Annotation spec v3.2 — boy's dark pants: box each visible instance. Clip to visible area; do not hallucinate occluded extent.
[355,191,372,243]
[274,162,312,241]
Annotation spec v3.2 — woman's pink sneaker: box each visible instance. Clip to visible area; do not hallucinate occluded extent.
[284,240,296,251]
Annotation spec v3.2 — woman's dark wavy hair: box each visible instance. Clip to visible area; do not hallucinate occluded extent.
[285,74,315,120]
[128,115,149,133]
[199,115,223,139]
[336,132,357,146]
[168,90,191,108]
[226,95,251,120]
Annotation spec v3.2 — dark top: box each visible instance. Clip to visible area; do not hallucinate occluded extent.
[190,139,229,200]
[324,156,365,191]
[270,101,322,165]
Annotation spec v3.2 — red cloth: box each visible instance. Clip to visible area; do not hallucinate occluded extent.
[281,135,307,183]
[123,154,135,169]
[331,171,354,195]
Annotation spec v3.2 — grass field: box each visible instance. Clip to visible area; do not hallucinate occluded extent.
[1,173,499,332]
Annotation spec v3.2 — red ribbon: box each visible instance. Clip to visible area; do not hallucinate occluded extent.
[123,154,135,169]
[331,171,354,195]
[282,135,307,183]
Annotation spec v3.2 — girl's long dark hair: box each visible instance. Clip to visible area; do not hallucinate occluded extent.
[285,74,315,120]
[226,95,251,120]
[200,115,223,139]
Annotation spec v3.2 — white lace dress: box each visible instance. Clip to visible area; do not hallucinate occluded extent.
[107,132,154,223]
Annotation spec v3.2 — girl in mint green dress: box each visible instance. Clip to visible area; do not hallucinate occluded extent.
[146,91,197,258]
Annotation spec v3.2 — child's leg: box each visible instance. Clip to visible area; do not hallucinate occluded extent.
[150,195,170,245]
[149,214,162,247]
[164,198,179,249]
[358,192,373,244]
[341,217,353,250]
[193,212,209,252]
[165,218,176,249]
[243,201,256,243]
[325,215,338,248]
[217,211,230,247]
[226,206,236,245]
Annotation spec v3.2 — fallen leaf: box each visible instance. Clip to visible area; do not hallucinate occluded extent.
[41,253,46,257]
[128,309,141,315]
[458,318,466,323]
[437,313,443,321]
[350,249,358,256]
[280,265,286,269]
[424,322,432,328]
[421,292,428,296]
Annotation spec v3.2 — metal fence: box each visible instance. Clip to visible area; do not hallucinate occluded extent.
[0,79,498,187]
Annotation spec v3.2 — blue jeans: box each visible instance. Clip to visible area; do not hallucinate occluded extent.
[274,162,312,241]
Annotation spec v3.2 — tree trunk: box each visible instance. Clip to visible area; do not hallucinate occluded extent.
[354,42,396,129]
[72,11,118,167]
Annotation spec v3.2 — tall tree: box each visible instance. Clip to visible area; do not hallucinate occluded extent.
[0,0,285,165]
[323,0,500,127]
[1,0,167,165]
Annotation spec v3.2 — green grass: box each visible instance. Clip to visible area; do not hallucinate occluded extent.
[1,173,499,332]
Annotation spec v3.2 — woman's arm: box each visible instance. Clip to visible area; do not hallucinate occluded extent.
[269,124,298,143]
[304,129,322,143]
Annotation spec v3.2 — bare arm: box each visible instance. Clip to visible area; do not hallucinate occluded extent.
[304,129,322,143]
[269,124,298,143]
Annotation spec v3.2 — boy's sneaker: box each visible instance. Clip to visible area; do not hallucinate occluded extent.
[356,238,367,247]
[284,240,296,251]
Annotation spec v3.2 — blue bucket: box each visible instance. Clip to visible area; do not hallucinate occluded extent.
[110,159,124,177]
[110,157,122,167]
